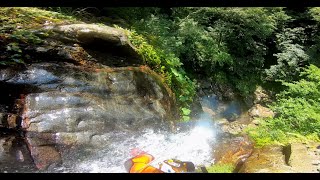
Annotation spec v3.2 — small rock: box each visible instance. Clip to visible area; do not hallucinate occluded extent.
[252,119,261,125]
[202,106,216,117]
[217,118,229,125]
[248,104,274,118]
[36,47,48,53]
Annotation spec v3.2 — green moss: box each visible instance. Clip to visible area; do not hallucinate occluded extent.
[0,7,196,121]
[116,26,196,121]
[0,7,78,31]
[0,7,81,66]
[204,163,234,173]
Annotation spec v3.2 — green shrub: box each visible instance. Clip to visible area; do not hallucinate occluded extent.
[247,65,320,147]
[118,27,196,120]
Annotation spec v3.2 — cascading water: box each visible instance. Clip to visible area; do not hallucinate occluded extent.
[48,94,244,173]
[50,112,221,173]
[0,93,245,173]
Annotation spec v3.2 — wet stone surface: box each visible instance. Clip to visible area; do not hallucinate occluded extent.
[0,136,38,173]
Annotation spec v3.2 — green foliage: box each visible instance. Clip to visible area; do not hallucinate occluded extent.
[173,8,288,70]
[0,7,77,30]
[103,7,295,118]
[232,75,261,97]
[0,7,78,66]
[3,42,24,65]
[43,7,110,24]
[246,122,289,147]
[10,30,43,44]
[119,27,196,120]
[102,8,161,25]
[123,7,291,97]
[309,7,320,22]
[265,27,309,82]
[306,8,320,67]
[204,163,234,173]
[248,65,320,147]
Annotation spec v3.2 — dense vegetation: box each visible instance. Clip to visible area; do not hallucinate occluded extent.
[99,7,320,145]
[247,64,320,146]
[0,8,79,65]
[1,7,319,145]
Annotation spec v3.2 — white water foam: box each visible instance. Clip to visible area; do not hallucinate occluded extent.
[64,113,219,173]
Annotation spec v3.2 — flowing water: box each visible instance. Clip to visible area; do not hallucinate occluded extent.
[51,113,220,173]
[0,94,245,173]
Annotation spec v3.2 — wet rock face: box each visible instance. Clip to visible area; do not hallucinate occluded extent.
[0,23,177,171]
[0,63,173,169]
[0,62,176,170]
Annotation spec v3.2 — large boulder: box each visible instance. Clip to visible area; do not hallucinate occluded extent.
[38,24,142,67]
[248,104,274,119]
[0,62,177,170]
[0,23,178,170]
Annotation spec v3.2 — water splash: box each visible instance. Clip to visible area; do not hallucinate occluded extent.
[52,113,219,173]
[42,94,245,173]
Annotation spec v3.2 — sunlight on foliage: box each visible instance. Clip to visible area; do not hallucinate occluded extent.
[116,26,196,120]
[0,7,79,66]
[248,65,320,147]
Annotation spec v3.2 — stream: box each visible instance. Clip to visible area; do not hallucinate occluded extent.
[0,94,246,173]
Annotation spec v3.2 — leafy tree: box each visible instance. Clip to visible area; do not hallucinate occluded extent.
[307,7,320,67]
[265,27,309,82]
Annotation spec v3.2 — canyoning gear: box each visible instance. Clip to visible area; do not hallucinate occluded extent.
[124,153,161,173]
[124,152,195,173]
[159,159,195,173]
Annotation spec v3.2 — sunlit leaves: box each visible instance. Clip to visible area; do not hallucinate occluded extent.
[248,65,320,146]
[265,27,309,82]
